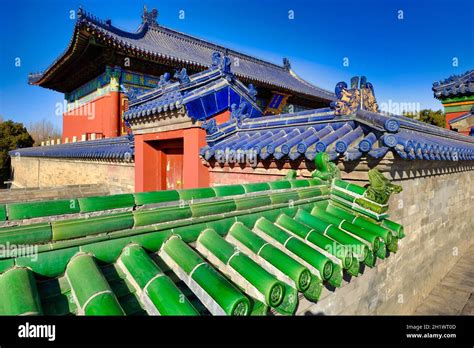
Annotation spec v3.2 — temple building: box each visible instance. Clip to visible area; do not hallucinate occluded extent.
[11,55,474,193]
[432,69,474,135]
[29,7,334,144]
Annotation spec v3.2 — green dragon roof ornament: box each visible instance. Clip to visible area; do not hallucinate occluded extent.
[364,168,403,205]
[314,152,402,219]
[312,153,341,181]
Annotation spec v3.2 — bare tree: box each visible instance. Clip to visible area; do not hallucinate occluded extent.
[27,119,61,146]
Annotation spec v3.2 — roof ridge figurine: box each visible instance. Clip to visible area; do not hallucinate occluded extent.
[231,101,251,126]
[312,153,341,181]
[174,68,190,84]
[331,76,378,116]
[363,168,403,205]
[201,118,218,135]
[211,51,233,75]
[141,6,159,27]
[247,83,257,101]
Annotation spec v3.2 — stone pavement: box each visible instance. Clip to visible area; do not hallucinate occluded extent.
[414,243,474,315]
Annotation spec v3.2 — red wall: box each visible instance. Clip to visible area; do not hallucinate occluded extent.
[214,110,231,124]
[63,92,121,142]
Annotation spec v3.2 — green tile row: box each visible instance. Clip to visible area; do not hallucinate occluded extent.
[1,179,324,222]
[4,201,320,279]
[0,185,329,247]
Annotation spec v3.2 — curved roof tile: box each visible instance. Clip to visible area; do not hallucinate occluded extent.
[9,135,134,161]
[432,70,474,99]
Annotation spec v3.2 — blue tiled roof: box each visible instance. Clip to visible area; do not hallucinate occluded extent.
[202,78,474,163]
[9,136,135,161]
[432,70,474,99]
[123,58,262,122]
[29,7,335,102]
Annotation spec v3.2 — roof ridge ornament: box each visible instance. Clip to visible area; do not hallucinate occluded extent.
[433,69,474,87]
[312,153,341,181]
[210,51,232,75]
[158,72,171,87]
[120,84,138,101]
[247,84,257,101]
[201,119,218,135]
[330,76,378,116]
[231,102,250,127]
[283,58,291,71]
[142,6,159,27]
[174,68,190,84]
[364,169,402,205]
[77,6,106,26]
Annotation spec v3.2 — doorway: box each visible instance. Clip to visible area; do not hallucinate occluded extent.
[162,147,184,190]
[135,129,210,193]
[157,138,184,190]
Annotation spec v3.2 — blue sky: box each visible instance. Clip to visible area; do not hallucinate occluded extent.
[0,0,473,130]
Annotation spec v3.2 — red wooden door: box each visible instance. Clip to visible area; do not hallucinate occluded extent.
[163,148,184,190]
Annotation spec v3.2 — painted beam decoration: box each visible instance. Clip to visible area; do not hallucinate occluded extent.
[65,66,162,110]
[0,158,403,316]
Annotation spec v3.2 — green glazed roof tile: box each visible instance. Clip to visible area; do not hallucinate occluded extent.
[242,182,271,193]
[0,205,6,221]
[289,180,311,188]
[15,247,80,278]
[134,206,192,227]
[0,267,42,315]
[133,190,180,206]
[178,187,216,201]
[0,222,52,246]
[51,212,134,241]
[7,199,80,220]
[212,184,245,197]
[0,177,403,316]
[78,194,135,213]
[267,180,292,190]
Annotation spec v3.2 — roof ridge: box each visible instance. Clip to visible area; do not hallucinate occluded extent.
[78,6,289,72]
[148,24,288,71]
[289,69,334,97]
[77,7,148,39]
[433,69,474,89]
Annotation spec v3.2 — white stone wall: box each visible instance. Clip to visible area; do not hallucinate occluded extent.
[10,157,134,194]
